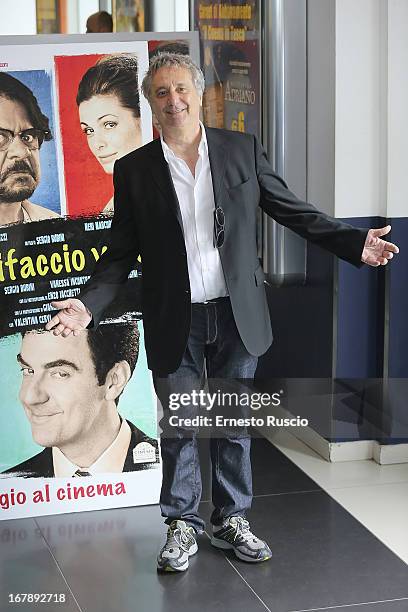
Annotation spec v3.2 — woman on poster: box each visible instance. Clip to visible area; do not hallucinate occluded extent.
[76,54,142,213]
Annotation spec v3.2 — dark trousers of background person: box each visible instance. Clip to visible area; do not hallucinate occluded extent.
[153,297,258,534]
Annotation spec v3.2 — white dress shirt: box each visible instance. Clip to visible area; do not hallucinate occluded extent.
[53,418,132,477]
[160,123,228,303]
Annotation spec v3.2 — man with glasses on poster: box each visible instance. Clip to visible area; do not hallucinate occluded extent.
[46,53,399,573]
[0,72,60,226]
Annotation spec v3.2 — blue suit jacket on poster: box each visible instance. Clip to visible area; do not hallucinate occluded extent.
[1,420,159,478]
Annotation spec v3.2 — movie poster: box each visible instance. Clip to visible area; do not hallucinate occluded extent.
[0,40,162,521]
[194,0,260,137]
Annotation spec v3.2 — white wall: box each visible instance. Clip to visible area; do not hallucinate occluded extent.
[174,0,190,31]
[387,0,408,218]
[335,0,385,218]
[308,0,407,220]
[66,0,79,34]
[78,0,99,33]
[151,0,189,32]
[0,0,36,35]
[307,0,336,216]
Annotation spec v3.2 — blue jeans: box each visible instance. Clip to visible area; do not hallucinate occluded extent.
[153,297,258,533]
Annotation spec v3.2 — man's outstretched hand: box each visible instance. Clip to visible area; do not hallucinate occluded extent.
[361,225,399,267]
[45,299,92,337]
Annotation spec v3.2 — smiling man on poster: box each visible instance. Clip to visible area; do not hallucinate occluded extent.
[45,53,399,572]
[2,325,158,479]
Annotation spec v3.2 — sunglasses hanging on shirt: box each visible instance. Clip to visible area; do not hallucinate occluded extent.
[213,206,225,248]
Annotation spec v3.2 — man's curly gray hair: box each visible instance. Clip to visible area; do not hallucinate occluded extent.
[141,52,205,101]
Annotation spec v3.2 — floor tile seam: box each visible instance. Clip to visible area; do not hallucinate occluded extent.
[322,480,408,494]
[287,595,408,612]
[200,489,322,505]
[202,530,272,612]
[210,480,405,499]
[33,518,84,612]
[252,489,322,498]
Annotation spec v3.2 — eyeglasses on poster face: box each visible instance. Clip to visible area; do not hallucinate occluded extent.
[0,127,51,152]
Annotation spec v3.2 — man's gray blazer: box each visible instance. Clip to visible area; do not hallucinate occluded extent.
[80,127,368,374]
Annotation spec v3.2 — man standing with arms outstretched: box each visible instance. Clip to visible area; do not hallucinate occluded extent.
[46,53,399,572]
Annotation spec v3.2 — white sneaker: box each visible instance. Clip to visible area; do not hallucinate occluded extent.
[157,520,198,572]
[211,516,272,563]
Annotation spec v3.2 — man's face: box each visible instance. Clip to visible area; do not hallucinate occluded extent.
[18,332,108,451]
[0,96,41,204]
[149,66,202,135]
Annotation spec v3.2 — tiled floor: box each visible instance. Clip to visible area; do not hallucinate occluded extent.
[0,434,407,612]
[270,429,408,564]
